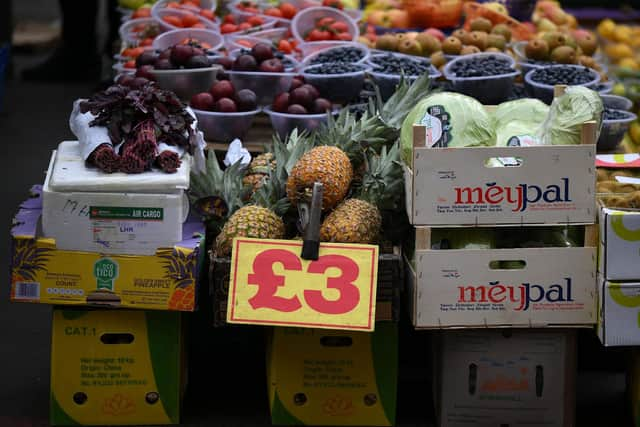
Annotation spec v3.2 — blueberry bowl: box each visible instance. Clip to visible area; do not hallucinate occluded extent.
[367,53,441,100]
[301,62,369,104]
[597,108,638,152]
[263,106,337,139]
[595,81,614,94]
[524,65,600,104]
[601,94,634,111]
[301,42,370,67]
[192,107,260,142]
[443,52,519,104]
[226,70,296,106]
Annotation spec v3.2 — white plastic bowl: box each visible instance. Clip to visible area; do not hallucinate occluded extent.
[291,7,358,43]
[601,94,633,111]
[225,34,271,51]
[119,18,165,46]
[301,42,369,67]
[263,105,336,139]
[112,62,137,75]
[153,0,217,13]
[154,8,218,31]
[301,62,369,103]
[193,108,260,142]
[524,65,600,104]
[367,55,442,100]
[229,48,299,71]
[151,65,222,100]
[152,28,225,53]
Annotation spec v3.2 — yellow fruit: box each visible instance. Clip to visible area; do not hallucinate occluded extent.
[612,83,626,96]
[606,43,633,60]
[619,58,640,70]
[320,199,381,244]
[613,25,632,43]
[215,206,285,256]
[597,19,616,39]
[630,121,640,145]
[287,146,353,210]
[484,2,508,15]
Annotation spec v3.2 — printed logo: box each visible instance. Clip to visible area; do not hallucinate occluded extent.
[94,258,119,291]
[322,396,354,417]
[102,393,135,416]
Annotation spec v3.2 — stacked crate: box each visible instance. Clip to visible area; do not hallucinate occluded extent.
[9,142,205,426]
[404,121,598,426]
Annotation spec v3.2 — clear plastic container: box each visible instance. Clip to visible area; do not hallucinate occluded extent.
[119,18,165,46]
[595,81,614,94]
[299,41,352,58]
[229,48,299,71]
[154,8,219,31]
[226,70,295,105]
[152,28,224,52]
[443,52,519,105]
[524,65,600,104]
[291,7,359,43]
[220,13,278,36]
[597,110,638,152]
[263,106,335,139]
[225,34,270,51]
[193,108,260,142]
[112,62,137,75]
[151,65,222,100]
[249,27,290,42]
[153,0,217,13]
[601,94,633,111]
[301,42,370,67]
[301,63,369,104]
[367,53,442,100]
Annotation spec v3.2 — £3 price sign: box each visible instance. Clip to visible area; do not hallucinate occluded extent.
[227,238,379,331]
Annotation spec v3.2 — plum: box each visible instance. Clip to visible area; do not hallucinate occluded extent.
[251,43,274,63]
[259,58,284,73]
[210,80,235,100]
[213,56,234,70]
[190,92,215,111]
[135,65,155,80]
[185,55,210,69]
[272,92,290,112]
[289,87,313,109]
[154,58,174,70]
[235,89,257,111]
[135,50,158,68]
[312,98,332,114]
[171,44,196,66]
[300,84,319,99]
[233,54,258,71]
[287,104,308,115]
[215,97,238,113]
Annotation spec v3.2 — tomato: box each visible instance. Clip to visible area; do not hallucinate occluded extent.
[307,29,331,41]
[238,22,252,31]
[182,0,201,4]
[162,15,184,27]
[336,32,352,41]
[140,37,154,46]
[329,21,348,33]
[191,23,206,28]
[131,7,151,18]
[237,39,254,48]
[181,13,201,27]
[166,2,181,8]
[247,15,264,26]
[124,60,136,69]
[223,14,236,24]
[221,23,239,33]
[322,0,343,9]
[200,9,215,20]
[317,17,335,27]
[264,7,283,17]
[181,1,200,8]
[278,39,292,53]
[279,2,298,19]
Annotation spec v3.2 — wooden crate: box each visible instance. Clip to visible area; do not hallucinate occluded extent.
[210,245,403,327]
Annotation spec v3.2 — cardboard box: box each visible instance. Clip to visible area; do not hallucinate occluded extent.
[50,308,186,425]
[599,206,640,281]
[267,323,398,426]
[597,275,640,346]
[407,227,597,329]
[404,123,597,226]
[43,142,190,255]
[10,186,204,311]
[434,329,576,427]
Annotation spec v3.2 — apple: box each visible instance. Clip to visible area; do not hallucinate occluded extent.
[425,27,445,42]
[368,11,392,27]
[387,10,409,28]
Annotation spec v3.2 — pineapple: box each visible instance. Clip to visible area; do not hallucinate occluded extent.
[215,205,286,256]
[242,152,275,192]
[320,143,404,244]
[286,146,353,211]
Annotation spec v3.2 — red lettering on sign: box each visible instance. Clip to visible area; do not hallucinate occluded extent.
[247,249,302,312]
[304,255,360,315]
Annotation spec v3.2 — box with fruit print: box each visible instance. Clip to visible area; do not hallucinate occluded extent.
[267,322,398,426]
[10,186,204,311]
[50,307,186,425]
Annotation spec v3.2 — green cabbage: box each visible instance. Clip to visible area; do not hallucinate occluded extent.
[431,228,496,249]
[493,99,549,146]
[536,86,603,145]
[400,92,495,164]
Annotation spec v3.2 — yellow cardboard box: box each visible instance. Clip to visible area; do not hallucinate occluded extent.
[10,186,204,311]
[267,323,398,426]
[50,308,186,425]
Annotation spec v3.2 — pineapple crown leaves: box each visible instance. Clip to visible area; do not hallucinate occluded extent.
[378,73,434,132]
[12,239,52,281]
[159,249,196,289]
[356,142,405,211]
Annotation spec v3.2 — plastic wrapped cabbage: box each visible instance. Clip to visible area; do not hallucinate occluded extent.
[536,86,603,145]
[400,92,496,164]
[431,228,496,249]
[493,99,549,146]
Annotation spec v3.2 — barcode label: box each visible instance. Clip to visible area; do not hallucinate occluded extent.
[14,282,40,300]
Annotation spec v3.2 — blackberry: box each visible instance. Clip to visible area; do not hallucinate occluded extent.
[304,62,365,74]
[603,108,629,121]
[449,55,514,77]
[310,47,365,65]
[529,66,596,86]
[370,54,431,76]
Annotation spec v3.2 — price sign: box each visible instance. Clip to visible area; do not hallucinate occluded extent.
[227,238,379,331]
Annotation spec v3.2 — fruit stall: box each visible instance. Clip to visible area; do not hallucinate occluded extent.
[6,0,640,425]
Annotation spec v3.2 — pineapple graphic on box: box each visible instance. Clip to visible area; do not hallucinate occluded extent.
[162,247,199,311]
[10,238,52,300]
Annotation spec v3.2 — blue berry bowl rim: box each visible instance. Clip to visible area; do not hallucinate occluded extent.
[524,64,601,91]
[443,52,519,82]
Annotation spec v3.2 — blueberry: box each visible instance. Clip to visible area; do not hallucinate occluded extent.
[450,55,513,78]
[310,47,365,65]
[603,108,629,121]
[371,54,431,76]
[305,62,364,75]
[530,66,596,86]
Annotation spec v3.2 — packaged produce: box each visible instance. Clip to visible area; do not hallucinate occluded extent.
[493,98,549,146]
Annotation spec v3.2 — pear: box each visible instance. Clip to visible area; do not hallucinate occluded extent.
[524,39,550,60]
[375,34,399,51]
[486,34,506,50]
[397,39,423,56]
[415,33,442,56]
[491,24,512,42]
[550,45,577,64]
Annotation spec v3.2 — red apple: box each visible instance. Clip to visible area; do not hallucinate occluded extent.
[289,87,313,109]
[425,27,446,42]
[215,97,238,112]
[272,92,290,112]
[259,58,285,72]
[210,80,235,100]
[190,92,215,110]
[287,104,308,114]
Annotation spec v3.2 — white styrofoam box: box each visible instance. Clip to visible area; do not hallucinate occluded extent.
[598,275,640,346]
[435,329,575,427]
[404,124,597,226]
[42,142,190,255]
[407,227,597,329]
[599,206,640,281]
